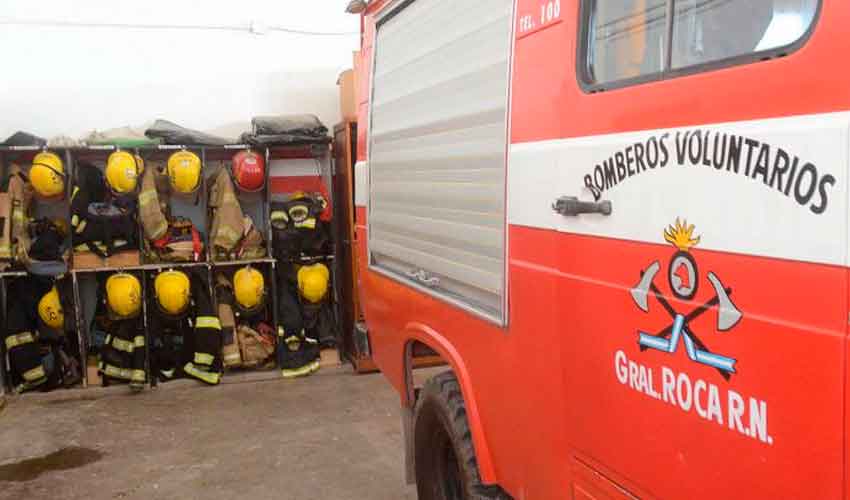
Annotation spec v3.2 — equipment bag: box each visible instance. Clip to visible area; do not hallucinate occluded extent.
[237,325,275,368]
[152,217,203,262]
[75,201,138,258]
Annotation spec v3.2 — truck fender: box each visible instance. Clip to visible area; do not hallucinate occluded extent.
[402,322,497,485]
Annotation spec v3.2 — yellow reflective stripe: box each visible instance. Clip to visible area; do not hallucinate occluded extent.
[15,376,47,393]
[294,218,316,229]
[11,208,24,223]
[5,332,36,350]
[130,369,146,383]
[22,365,46,382]
[72,186,80,201]
[183,363,221,385]
[281,361,320,379]
[138,190,157,206]
[100,363,133,381]
[194,352,214,366]
[110,336,135,353]
[71,214,79,227]
[134,336,146,348]
[195,316,221,330]
[271,211,289,223]
[0,245,11,259]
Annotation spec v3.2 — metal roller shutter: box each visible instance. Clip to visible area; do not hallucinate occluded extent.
[368,0,512,323]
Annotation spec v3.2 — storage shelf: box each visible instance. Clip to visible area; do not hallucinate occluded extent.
[210,258,275,267]
[279,254,335,264]
[0,143,316,152]
[0,141,339,392]
[72,260,209,274]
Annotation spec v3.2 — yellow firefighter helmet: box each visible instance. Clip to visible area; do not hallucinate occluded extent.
[233,266,265,313]
[105,273,142,319]
[105,151,144,194]
[38,286,64,330]
[31,151,65,199]
[154,270,191,316]
[297,263,330,303]
[167,150,202,194]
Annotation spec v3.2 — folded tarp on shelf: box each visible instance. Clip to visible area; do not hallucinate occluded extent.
[84,126,161,148]
[145,119,233,146]
[2,131,46,147]
[240,114,331,146]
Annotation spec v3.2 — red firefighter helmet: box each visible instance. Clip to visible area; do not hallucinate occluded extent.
[232,150,265,192]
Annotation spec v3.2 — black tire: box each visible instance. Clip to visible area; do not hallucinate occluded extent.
[414,371,509,500]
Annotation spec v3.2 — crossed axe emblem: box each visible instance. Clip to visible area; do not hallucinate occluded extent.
[630,261,742,380]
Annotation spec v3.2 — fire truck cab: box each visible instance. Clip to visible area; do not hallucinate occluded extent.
[354,1,848,498]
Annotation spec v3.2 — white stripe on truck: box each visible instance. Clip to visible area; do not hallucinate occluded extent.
[508,112,850,266]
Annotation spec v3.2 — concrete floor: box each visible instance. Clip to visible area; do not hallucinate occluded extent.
[0,367,418,500]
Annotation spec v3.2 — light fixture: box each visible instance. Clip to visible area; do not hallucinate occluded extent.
[345,0,367,14]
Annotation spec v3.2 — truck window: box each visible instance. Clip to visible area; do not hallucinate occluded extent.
[582,0,820,89]
[586,0,668,84]
[367,0,513,324]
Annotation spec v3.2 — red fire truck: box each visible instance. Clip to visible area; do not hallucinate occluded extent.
[353,0,842,498]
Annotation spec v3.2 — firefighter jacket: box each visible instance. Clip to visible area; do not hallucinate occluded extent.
[0,192,11,267]
[4,277,78,392]
[4,282,48,392]
[138,163,168,241]
[215,273,241,368]
[98,318,146,389]
[7,164,33,265]
[208,168,245,255]
[208,168,266,261]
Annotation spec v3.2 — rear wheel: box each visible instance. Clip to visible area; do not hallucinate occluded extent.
[414,371,508,500]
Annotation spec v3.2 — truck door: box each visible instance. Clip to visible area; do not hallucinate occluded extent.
[545,1,845,498]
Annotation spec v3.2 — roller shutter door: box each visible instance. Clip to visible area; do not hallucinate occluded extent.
[368,0,513,322]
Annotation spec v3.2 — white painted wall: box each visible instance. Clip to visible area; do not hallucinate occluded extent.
[0,1,360,141]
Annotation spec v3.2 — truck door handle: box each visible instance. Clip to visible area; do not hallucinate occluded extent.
[405,268,441,288]
[552,196,612,217]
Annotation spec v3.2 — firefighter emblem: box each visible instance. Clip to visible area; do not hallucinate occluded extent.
[630,219,742,379]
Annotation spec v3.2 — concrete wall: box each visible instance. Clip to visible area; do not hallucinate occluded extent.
[0,1,359,140]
